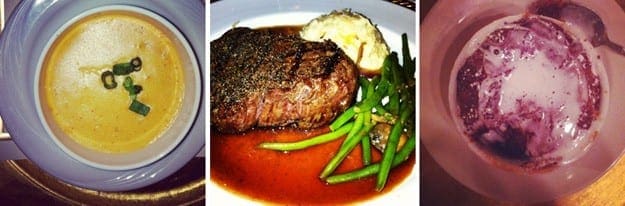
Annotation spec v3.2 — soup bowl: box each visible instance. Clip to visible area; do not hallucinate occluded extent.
[34,5,201,171]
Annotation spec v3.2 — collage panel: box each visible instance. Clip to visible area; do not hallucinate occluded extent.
[208,0,416,205]
[422,0,625,205]
[0,0,205,205]
[1,0,422,205]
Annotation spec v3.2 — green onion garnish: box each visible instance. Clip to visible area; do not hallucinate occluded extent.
[123,76,137,100]
[131,57,142,71]
[112,56,142,75]
[133,85,143,95]
[123,76,134,90]
[101,57,150,116]
[112,62,134,75]
[123,76,144,101]
[129,99,150,116]
[101,70,117,89]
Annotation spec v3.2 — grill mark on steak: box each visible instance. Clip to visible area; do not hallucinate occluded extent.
[211,27,359,133]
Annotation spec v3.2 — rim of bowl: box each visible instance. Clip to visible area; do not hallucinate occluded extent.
[33,5,201,171]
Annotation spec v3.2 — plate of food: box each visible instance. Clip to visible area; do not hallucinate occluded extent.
[0,0,205,191]
[209,0,415,204]
[421,0,625,203]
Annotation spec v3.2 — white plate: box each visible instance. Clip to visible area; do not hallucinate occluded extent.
[0,0,205,191]
[421,0,625,203]
[209,0,415,204]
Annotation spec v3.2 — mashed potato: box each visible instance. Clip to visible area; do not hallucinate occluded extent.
[300,9,389,74]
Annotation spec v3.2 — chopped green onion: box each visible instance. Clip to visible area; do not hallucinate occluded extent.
[131,57,142,71]
[101,57,150,116]
[123,76,143,100]
[101,71,117,89]
[133,85,143,95]
[123,77,135,100]
[129,99,150,116]
[123,76,133,90]
[113,62,134,75]
[113,57,142,75]
[122,76,144,101]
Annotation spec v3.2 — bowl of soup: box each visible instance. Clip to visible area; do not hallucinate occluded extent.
[34,5,201,170]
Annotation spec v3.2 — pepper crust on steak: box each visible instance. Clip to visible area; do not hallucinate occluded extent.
[210,27,359,133]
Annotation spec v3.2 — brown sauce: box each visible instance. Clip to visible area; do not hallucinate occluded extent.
[210,26,415,204]
[210,126,415,205]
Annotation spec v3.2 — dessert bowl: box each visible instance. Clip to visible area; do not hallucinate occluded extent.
[448,14,608,173]
[421,0,625,202]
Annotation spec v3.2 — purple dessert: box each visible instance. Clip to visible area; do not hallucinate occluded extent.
[450,14,607,172]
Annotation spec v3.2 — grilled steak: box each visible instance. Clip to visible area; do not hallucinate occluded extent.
[210,27,359,133]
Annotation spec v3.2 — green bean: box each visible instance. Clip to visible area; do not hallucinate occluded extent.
[400,90,412,104]
[369,76,381,90]
[401,33,415,78]
[326,132,416,184]
[387,93,400,116]
[366,76,379,99]
[405,61,415,83]
[358,77,370,109]
[376,105,414,191]
[259,122,354,151]
[361,135,372,166]
[329,106,355,131]
[354,80,389,113]
[381,54,393,83]
[343,113,364,147]
[381,52,400,97]
[359,76,371,94]
[320,122,374,179]
[361,112,373,166]
[386,55,401,116]
[390,53,404,90]
[260,32,415,191]
[373,105,389,116]
[401,34,411,70]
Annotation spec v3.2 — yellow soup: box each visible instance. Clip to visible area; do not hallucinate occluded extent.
[40,11,184,153]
